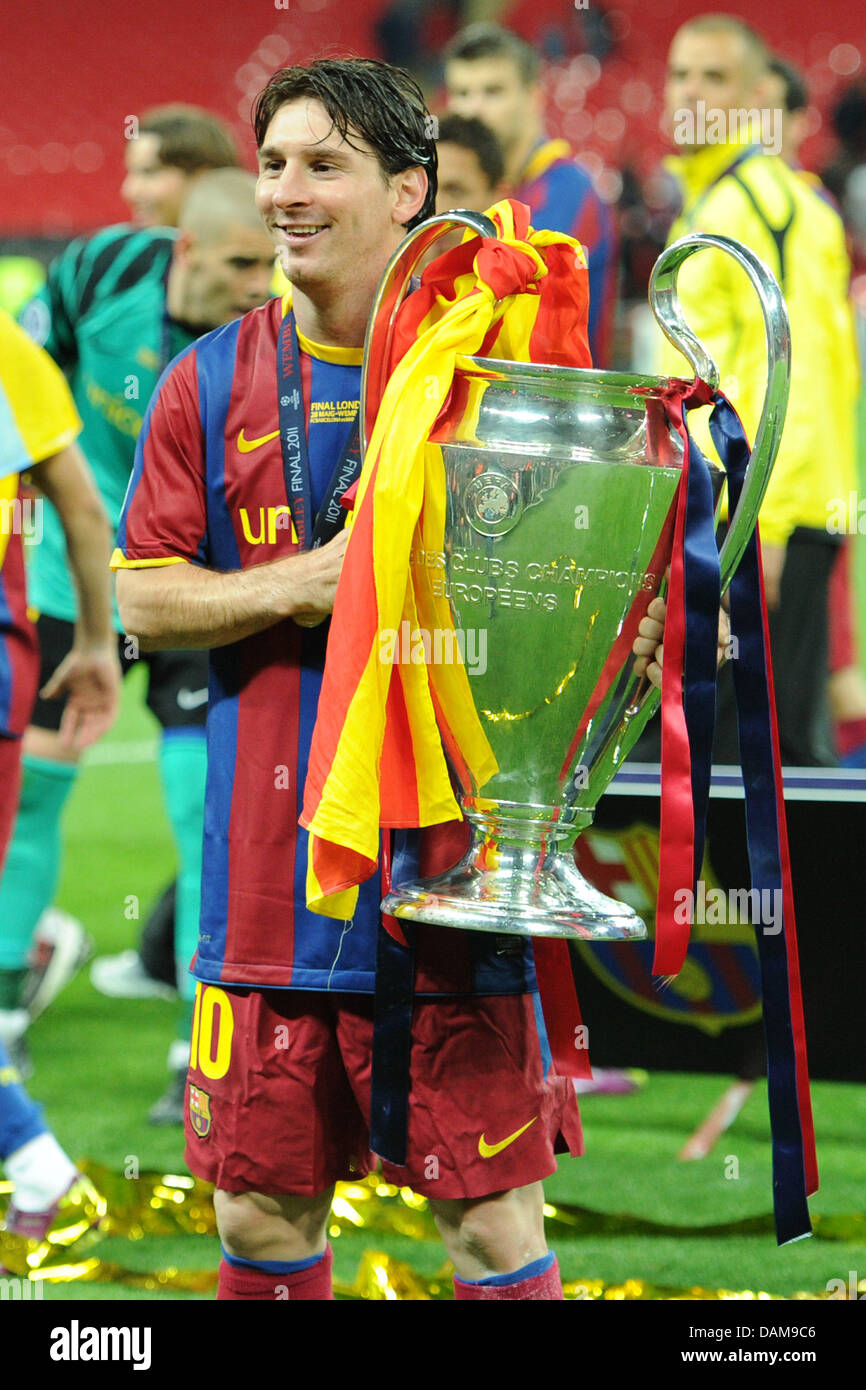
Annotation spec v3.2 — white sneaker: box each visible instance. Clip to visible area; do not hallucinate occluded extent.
[21,909,93,1023]
[89,949,176,1001]
[0,1007,29,1049]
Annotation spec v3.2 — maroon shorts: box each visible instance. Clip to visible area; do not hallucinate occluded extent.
[183,985,584,1200]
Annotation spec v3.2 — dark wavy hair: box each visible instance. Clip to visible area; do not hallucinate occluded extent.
[140,104,240,173]
[253,58,437,230]
[436,113,505,188]
[443,24,541,86]
[768,56,808,115]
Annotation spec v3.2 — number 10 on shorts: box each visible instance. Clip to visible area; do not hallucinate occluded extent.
[190,983,234,1080]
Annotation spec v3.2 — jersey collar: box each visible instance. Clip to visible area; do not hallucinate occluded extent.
[518,137,572,187]
[280,287,364,365]
[665,140,762,206]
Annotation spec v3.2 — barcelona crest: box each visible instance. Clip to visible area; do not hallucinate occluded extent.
[575,824,762,1034]
[188,1084,212,1138]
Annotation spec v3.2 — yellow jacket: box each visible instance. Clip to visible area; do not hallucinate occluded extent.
[660,142,859,545]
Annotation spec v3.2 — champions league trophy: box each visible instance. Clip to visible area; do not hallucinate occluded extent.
[366,214,790,940]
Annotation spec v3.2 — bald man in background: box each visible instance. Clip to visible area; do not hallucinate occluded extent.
[1,172,274,1119]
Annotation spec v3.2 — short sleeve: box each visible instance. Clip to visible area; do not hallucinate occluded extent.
[18,235,88,369]
[0,309,81,478]
[112,346,208,571]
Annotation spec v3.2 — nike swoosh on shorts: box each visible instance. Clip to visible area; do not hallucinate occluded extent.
[477,1117,537,1158]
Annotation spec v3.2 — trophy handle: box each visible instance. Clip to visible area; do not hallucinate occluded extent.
[360,210,499,454]
[570,233,791,803]
[649,231,791,590]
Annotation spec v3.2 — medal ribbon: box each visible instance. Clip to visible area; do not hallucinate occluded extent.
[656,382,817,1244]
[708,395,817,1241]
[655,378,720,974]
[370,832,416,1164]
[277,307,363,550]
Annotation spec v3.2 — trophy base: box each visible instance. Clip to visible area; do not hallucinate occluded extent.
[382,811,647,941]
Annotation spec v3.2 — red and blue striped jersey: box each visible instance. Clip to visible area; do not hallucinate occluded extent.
[516,139,618,368]
[114,295,535,996]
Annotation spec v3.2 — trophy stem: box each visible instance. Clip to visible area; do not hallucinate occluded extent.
[382,800,647,941]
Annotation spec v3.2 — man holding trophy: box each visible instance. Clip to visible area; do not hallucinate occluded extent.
[112,57,660,1303]
[113,53,800,1300]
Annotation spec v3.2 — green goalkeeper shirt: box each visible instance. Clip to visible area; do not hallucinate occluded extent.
[20,224,196,628]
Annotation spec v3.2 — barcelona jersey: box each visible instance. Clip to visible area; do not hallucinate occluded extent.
[114,295,535,996]
[516,139,618,368]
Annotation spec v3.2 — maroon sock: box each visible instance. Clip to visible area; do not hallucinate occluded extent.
[217,1246,334,1301]
[453,1255,564,1301]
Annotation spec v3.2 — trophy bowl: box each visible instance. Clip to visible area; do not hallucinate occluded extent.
[372,219,790,939]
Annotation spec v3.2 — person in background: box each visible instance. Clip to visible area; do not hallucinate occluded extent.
[121,104,240,229]
[765,57,812,170]
[658,14,857,767]
[90,108,266,1020]
[443,21,618,365]
[0,310,117,1266]
[3,173,274,1125]
[23,104,251,1052]
[434,112,506,215]
[766,55,866,765]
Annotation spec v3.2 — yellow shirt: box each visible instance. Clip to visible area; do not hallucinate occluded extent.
[0,307,81,481]
[0,308,81,568]
[660,143,859,545]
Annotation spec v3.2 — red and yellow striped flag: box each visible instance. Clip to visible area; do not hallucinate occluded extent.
[301,200,591,916]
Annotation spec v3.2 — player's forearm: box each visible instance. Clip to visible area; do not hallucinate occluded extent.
[30,443,114,646]
[116,553,323,650]
[66,507,116,647]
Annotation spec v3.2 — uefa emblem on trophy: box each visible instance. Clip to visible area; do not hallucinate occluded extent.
[361,214,790,942]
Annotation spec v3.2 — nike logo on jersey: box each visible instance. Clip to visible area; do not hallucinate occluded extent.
[237,428,280,453]
[477,1117,537,1158]
[176,687,208,710]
